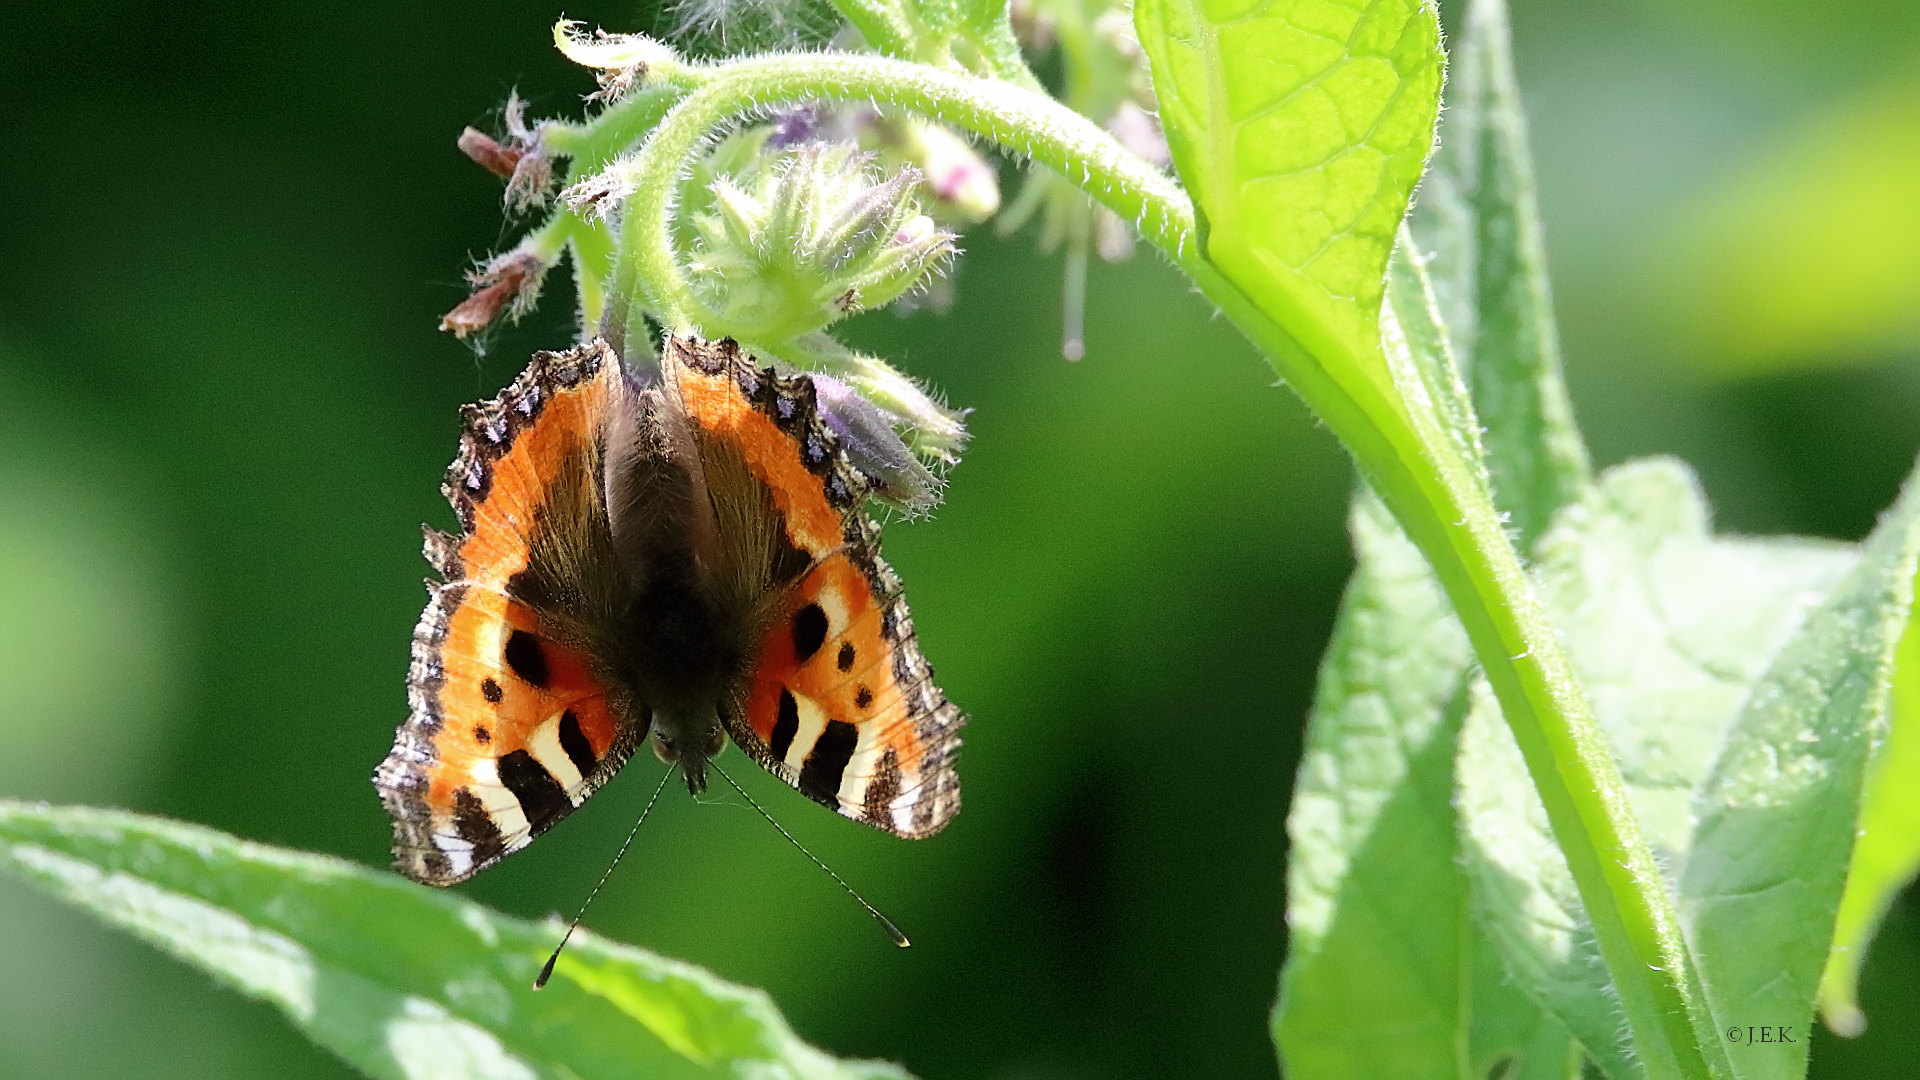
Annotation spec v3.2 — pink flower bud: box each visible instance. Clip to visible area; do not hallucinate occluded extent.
[457,128,522,179]
[439,249,551,338]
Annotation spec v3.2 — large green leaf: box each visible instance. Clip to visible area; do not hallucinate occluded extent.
[1275,492,1476,1078]
[1406,0,1589,549]
[1276,492,1579,1080]
[1458,461,1858,1079]
[1682,463,1920,1080]
[1819,600,1920,1035]
[1275,10,1594,1063]
[1133,0,1444,388]
[1276,235,1583,1079]
[1456,459,1920,1080]
[0,802,912,1080]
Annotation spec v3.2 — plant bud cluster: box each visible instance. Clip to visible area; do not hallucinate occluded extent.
[437,5,1180,504]
[688,141,958,344]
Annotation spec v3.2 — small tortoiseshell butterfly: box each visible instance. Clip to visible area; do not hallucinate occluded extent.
[373,336,963,885]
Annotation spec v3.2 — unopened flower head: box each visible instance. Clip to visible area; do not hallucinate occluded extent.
[688,143,957,343]
[858,113,1001,224]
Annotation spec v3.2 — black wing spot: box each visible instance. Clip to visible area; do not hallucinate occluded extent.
[481,678,503,703]
[498,750,570,832]
[474,725,491,744]
[452,788,506,865]
[770,689,800,760]
[855,687,873,709]
[504,630,551,688]
[558,710,597,778]
[792,604,829,664]
[837,641,856,672]
[799,720,858,807]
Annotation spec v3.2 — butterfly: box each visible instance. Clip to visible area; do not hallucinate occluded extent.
[373,335,963,885]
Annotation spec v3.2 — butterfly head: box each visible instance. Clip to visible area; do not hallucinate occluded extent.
[649,711,729,795]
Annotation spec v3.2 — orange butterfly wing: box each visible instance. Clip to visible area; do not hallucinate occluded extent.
[669,338,963,837]
[376,343,646,885]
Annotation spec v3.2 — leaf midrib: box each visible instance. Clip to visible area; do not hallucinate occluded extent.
[1189,0,1373,275]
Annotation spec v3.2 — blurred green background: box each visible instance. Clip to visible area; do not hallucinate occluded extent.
[2,1,1918,1077]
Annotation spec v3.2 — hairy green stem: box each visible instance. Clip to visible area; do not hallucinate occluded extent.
[608,48,1713,1076]
[520,213,576,262]
[543,85,691,170]
[1195,259,1722,1079]
[614,50,1192,342]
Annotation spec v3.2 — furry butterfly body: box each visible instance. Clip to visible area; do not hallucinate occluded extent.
[374,336,963,885]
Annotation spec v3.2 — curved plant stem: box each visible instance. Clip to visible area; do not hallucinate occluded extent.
[610,50,1718,1077]
[1196,261,1724,1080]
[543,85,692,171]
[612,51,1192,342]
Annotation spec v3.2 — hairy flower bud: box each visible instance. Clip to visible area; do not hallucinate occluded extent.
[456,94,554,212]
[439,247,552,339]
[798,337,969,466]
[859,113,1000,224]
[687,144,957,342]
[780,335,969,512]
[811,375,945,512]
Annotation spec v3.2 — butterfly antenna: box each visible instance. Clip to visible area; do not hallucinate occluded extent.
[709,761,911,948]
[534,765,676,990]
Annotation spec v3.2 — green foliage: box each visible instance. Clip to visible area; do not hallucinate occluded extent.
[1134,0,1443,392]
[1278,239,1920,1078]
[1456,462,1881,1080]
[1407,0,1589,548]
[1269,3,1920,1079]
[1681,478,1920,1080]
[0,802,911,1080]
[1278,490,1582,1080]
[3,2,1916,1079]
[1821,605,1920,1036]
[1132,0,1731,1074]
